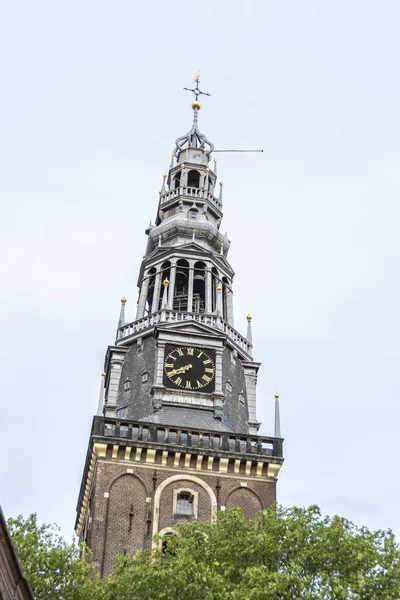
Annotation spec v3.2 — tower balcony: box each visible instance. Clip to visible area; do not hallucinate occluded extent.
[117,310,253,358]
[160,186,223,214]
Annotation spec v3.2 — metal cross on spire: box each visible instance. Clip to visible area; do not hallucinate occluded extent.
[183,71,211,103]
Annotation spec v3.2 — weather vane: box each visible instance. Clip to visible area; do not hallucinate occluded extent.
[183,71,211,102]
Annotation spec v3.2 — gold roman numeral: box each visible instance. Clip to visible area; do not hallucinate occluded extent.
[202,374,212,383]
[174,377,183,386]
[177,348,184,356]
[203,358,212,365]
[165,363,174,368]
[205,367,214,374]
[186,347,194,356]
[197,351,204,358]
[185,381,192,389]
[196,380,203,388]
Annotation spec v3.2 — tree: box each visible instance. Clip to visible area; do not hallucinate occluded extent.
[106,505,400,600]
[9,506,400,599]
[7,514,104,600]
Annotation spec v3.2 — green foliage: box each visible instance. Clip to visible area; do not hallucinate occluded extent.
[9,506,400,599]
[7,514,105,600]
[106,505,400,600]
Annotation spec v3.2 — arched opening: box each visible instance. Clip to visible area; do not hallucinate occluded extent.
[173,172,181,189]
[193,261,206,314]
[208,177,214,194]
[187,170,200,188]
[146,267,157,315]
[173,259,189,311]
[158,261,171,310]
[161,532,176,556]
[211,267,219,312]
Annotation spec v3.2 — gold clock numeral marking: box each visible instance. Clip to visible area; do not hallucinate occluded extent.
[170,354,177,361]
[174,377,183,386]
[177,348,184,356]
[186,347,194,356]
[196,380,203,388]
[165,363,174,368]
[203,358,212,365]
[185,381,192,389]
[166,370,174,378]
[205,367,214,374]
[197,351,204,358]
[202,374,212,383]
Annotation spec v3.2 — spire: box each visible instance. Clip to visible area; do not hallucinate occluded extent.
[118,296,126,328]
[274,392,281,437]
[175,75,214,159]
[219,182,224,201]
[246,313,253,345]
[96,372,106,416]
[161,173,167,194]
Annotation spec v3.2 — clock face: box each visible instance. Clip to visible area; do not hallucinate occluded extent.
[163,345,216,393]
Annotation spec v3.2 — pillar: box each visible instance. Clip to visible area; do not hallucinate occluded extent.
[136,274,150,319]
[167,262,177,310]
[151,270,162,314]
[205,268,212,313]
[226,286,234,326]
[187,265,194,313]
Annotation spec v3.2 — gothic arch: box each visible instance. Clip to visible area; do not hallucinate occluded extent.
[107,470,149,496]
[152,474,217,543]
[224,486,263,520]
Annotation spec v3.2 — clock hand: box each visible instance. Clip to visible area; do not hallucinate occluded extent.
[168,364,193,377]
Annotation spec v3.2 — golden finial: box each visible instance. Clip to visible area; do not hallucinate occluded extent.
[216,284,222,294]
[275,391,279,399]
[220,241,224,247]
[186,144,189,149]
[102,371,106,377]
[171,151,175,156]
[192,100,201,110]
[163,277,169,287]
[247,313,252,322]
[158,191,161,195]
[220,181,224,187]
[162,173,167,179]
[206,167,210,172]
[203,146,207,152]
[181,163,185,169]
[121,296,127,305]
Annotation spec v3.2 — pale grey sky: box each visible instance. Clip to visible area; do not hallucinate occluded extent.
[1,0,399,540]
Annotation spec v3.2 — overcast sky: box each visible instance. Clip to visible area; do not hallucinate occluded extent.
[1,0,400,541]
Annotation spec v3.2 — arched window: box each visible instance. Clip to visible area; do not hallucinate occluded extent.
[187,170,200,188]
[173,259,189,311]
[193,261,206,313]
[188,208,198,220]
[146,267,157,314]
[176,493,193,515]
[158,261,171,310]
[173,172,181,189]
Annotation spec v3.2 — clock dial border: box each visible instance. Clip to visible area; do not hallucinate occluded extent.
[163,344,216,393]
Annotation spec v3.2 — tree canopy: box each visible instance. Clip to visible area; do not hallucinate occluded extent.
[9,505,400,599]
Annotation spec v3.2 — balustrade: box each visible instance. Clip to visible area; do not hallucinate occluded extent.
[160,186,222,212]
[94,416,283,458]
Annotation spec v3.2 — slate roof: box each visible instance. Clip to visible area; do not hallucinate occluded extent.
[142,405,232,433]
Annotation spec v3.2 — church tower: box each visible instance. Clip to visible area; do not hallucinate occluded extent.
[75,82,284,576]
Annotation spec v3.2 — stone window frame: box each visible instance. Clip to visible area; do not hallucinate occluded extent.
[226,381,232,393]
[173,488,199,518]
[116,406,127,419]
[123,380,131,391]
[141,372,149,383]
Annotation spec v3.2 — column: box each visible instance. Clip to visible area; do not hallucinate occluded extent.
[226,285,234,326]
[205,268,212,313]
[136,274,150,320]
[151,270,162,314]
[167,262,177,310]
[187,264,194,313]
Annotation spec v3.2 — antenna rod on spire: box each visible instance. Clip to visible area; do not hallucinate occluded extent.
[213,149,264,153]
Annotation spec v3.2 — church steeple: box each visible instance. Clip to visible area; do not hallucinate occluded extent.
[76,81,284,573]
